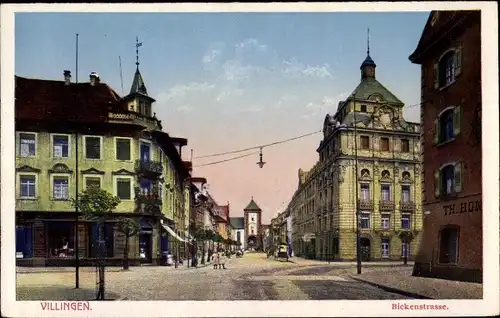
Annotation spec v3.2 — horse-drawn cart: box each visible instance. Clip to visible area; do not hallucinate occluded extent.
[274,244,289,262]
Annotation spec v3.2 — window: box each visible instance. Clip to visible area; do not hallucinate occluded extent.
[439,227,459,264]
[85,136,101,159]
[402,242,410,258]
[438,51,456,87]
[250,226,255,235]
[440,109,454,143]
[435,163,462,198]
[380,137,389,151]
[381,214,391,229]
[145,103,152,117]
[360,183,370,200]
[46,222,74,258]
[85,177,101,189]
[116,178,132,200]
[381,238,390,258]
[236,231,241,243]
[360,136,370,149]
[401,185,411,202]
[158,182,163,198]
[401,139,410,152]
[19,175,36,198]
[115,138,131,161]
[19,133,36,157]
[53,135,69,158]
[401,214,411,229]
[359,213,370,229]
[251,216,255,222]
[53,176,69,200]
[360,105,367,112]
[381,184,391,201]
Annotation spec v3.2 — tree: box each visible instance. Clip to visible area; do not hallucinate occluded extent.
[71,187,120,300]
[194,228,207,264]
[114,217,140,270]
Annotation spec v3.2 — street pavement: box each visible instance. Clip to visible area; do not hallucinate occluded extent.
[17,253,414,300]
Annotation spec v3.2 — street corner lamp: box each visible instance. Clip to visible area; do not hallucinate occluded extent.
[257,147,266,168]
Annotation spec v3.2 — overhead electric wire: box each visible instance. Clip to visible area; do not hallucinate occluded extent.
[194,130,323,159]
[194,151,260,167]
[193,99,426,167]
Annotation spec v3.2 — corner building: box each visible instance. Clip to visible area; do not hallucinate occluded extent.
[292,46,423,261]
[409,11,482,282]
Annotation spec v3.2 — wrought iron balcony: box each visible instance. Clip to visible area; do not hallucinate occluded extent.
[135,194,162,215]
[379,200,395,211]
[357,199,373,211]
[135,160,163,176]
[400,200,415,212]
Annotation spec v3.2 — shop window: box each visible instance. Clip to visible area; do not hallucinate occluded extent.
[89,223,115,258]
[16,224,33,258]
[439,226,459,264]
[47,222,75,258]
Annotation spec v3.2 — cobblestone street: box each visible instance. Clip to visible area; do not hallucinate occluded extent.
[17,253,413,300]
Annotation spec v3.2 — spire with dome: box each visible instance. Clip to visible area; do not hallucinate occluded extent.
[360,28,377,80]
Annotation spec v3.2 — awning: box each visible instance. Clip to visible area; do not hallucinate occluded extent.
[162,224,186,242]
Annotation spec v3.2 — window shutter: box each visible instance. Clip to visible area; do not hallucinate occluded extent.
[455,44,462,76]
[433,63,439,89]
[434,169,441,198]
[453,106,461,136]
[454,162,462,193]
[433,118,440,144]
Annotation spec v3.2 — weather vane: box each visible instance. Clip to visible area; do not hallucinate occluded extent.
[136,36,143,68]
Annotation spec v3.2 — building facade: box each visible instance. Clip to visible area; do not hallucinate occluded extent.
[229,217,245,250]
[15,59,191,266]
[291,45,423,261]
[243,197,262,250]
[409,10,482,282]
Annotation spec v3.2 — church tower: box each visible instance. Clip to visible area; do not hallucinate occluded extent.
[243,197,262,250]
[122,37,156,117]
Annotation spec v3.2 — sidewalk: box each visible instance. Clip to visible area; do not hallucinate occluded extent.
[350,267,483,299]
[289,256,415,268]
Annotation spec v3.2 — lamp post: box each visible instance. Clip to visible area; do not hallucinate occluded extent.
[353,92,362,275]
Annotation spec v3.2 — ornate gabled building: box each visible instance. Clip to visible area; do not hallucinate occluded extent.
[15,40,191,266]
[291,40,423,261]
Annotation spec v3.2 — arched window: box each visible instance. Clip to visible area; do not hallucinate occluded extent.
[438,51,456,86]
[361,169,370,178]
[435,163,462,197]
[435,106,461,144]
[381,170,390,179]
[439,226,459,264]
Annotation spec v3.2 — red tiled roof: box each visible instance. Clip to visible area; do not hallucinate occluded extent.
[15,76,124,123]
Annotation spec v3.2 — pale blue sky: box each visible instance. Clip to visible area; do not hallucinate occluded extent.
[16,12,429,222]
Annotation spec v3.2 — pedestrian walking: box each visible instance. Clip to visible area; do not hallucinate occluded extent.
[218,250,227,269]
[212,252,219,269]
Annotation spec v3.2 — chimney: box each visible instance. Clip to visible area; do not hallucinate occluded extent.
[63,70,71,85]
[89,72,100,86]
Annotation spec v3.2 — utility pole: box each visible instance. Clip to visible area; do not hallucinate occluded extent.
[353,93,362,275]
[74,33,80,289]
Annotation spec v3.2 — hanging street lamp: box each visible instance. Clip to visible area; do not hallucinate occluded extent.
[257,147,266,168]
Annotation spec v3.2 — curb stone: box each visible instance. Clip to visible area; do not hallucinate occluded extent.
[350,276,432,299]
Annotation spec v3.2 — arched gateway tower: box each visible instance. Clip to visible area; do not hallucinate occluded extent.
[243,197,262,251]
